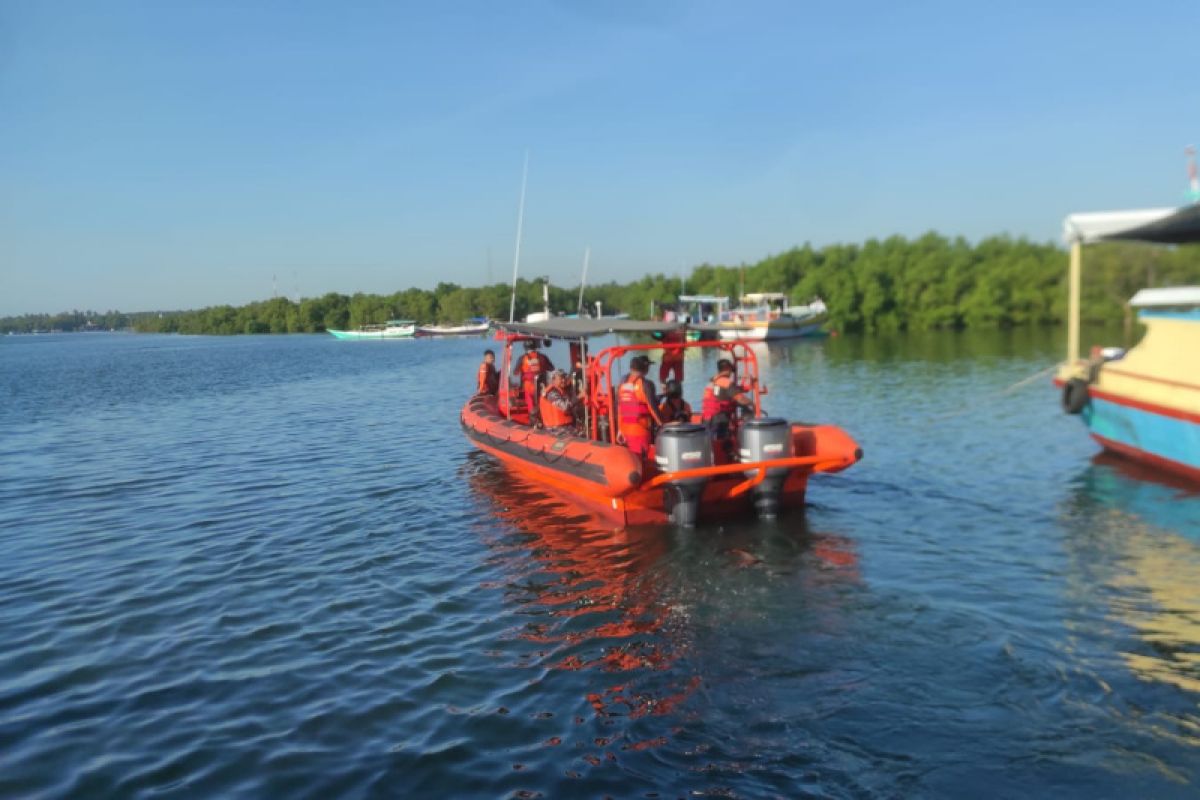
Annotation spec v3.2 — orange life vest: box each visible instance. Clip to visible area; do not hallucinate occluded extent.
[539,385,574,428]
[618,374,654,432]
[519,351,549,378]
[701,374,737,421]
[658,395,692,422]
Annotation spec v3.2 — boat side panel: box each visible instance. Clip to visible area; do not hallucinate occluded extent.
[1083,394,1200,475]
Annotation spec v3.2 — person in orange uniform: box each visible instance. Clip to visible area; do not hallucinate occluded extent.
[701,359,752,455]
[476,349,499,396]
[617,355,663,458]
[659,324,686,384]
[656,379,692,423]
[513,339,554,423]
[539,370,577,432]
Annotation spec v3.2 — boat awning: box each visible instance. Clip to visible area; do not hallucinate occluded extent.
[679,295,729,304]
[1063,204,1200,245]
[1129,286,1200,308]
[495,318,686,339]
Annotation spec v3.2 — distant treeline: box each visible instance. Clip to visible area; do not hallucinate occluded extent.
[5,233,1200,335]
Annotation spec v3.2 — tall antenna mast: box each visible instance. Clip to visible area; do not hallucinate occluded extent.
[508,151,529,323]
[577,246,590,316]
[1187,145,1199,204]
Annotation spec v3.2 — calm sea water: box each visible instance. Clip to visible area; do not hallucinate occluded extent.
[2,330,1198,799]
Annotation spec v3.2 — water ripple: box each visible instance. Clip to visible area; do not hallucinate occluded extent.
[1,332,1199,797]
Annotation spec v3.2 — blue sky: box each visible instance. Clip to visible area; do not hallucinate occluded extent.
[2,0,1197,315]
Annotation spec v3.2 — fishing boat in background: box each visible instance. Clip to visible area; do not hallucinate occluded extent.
[1056,202,1200,483]
[461,318,861,526]
[716,294,829,340]
[326,319,416,340]
[684,294,828,341]
[416,318,491,337]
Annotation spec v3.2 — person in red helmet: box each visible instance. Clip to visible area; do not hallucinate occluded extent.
[617,355,663,458]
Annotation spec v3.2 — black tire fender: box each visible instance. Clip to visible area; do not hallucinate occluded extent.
[1062,378,1089,415]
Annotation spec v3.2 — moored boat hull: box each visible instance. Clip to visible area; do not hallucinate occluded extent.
[1057,377,1200,483]
[327,321,416,339]
[716,319,828,340]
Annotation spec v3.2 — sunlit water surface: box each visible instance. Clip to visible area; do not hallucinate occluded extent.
[1,330,1198,798]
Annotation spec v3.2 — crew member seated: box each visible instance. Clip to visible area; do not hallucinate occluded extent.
[513,339,554,423]
[617,355,663,458]
[476,349,499,396]
[701,359,752,457]
[656,379,692,423]
[539,370,577,432]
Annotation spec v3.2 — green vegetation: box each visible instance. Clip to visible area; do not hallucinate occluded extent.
[5,233,1200,335]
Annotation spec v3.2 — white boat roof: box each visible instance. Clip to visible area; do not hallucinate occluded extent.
[742,293,787,302]
[1129,286,1200,308]
[495,318,685,339]
[1063,204,1200,244]
[679,295,729,304]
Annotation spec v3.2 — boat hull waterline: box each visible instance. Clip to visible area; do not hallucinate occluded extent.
[461,395,861,526]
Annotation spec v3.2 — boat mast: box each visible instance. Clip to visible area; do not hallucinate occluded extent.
[508,151,529,323]
[577,246,590,316]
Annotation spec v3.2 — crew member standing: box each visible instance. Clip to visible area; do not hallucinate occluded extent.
[476,349,499,396]
[659,324,686,384]
[539,370,577,432]
[617,355,663,458]
[513,339,554,423]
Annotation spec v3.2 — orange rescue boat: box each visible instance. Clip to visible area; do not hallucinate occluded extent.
[461,318,861,526]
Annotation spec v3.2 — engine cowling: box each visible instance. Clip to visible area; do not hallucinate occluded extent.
[654,423,712,526]
[738,417,792,518]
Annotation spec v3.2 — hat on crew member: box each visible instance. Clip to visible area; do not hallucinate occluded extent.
[630,355,654,371]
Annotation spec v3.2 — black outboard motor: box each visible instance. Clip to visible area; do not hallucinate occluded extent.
[654,423,713,526]
[738,417,792,519]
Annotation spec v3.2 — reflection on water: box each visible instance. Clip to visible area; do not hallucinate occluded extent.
[1067,455,1200,701]
[8,329,1200,796]
[460,451,866,785]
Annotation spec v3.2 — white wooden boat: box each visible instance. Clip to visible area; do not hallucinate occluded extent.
[327,320,416,340]
[415,321,491,337]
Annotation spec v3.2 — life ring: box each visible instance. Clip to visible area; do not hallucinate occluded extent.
[1062,378,1089,415]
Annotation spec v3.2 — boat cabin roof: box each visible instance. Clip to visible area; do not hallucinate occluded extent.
[1064,203,1200,245]
[678,294,730,304]
[742,292,787,303]
[1129,286,1200,308]
[495,318,685,340]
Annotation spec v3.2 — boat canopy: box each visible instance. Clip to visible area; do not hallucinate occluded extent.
[1061,203,1200,362]
[494,318,686,340]
[742,293,787,303]
[1129,286,1200,308]
[1063,204,1200,245]
[679,295,730,304]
